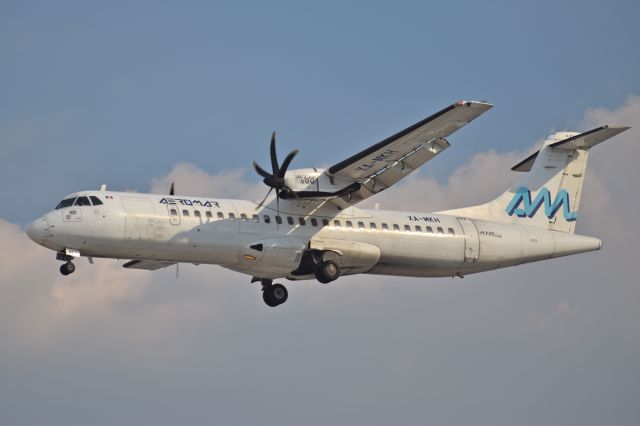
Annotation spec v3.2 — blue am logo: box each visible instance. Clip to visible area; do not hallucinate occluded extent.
[505,187,577,222]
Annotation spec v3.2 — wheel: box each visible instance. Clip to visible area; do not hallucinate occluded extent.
[60,264,70,276]
[315,260,340,284]
[262,283,288,307]
[59,262,75,276]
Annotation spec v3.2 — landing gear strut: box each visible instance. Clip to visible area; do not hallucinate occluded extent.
[260,279,288,307]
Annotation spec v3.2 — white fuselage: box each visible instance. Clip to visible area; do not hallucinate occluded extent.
[26,190,602,281]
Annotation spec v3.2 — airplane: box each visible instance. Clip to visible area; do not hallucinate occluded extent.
[26,100,630,307]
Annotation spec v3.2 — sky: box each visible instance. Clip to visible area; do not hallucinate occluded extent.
[1,1,639,425]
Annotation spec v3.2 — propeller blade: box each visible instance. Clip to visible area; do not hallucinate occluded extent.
[255,187,274,210]
[283,184,300,200]
[169,182,175,196]
[253,161,273,179]
[269,132,279,176]
[278,150,299,178]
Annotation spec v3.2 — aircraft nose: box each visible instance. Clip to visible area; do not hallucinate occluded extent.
[26,217,48,243]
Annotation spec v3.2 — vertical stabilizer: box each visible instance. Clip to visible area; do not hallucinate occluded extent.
[440,126,629,233]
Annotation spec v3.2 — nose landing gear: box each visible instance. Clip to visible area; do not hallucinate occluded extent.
[59,261,75,276]
[56,250,77,276]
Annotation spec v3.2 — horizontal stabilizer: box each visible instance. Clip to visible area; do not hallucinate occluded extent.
[512,125,630,172]
[123,260,175,270]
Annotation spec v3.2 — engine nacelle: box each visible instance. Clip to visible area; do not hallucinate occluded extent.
[281,168,359,199]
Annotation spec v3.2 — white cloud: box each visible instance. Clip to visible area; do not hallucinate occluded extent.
[150,162,265,201]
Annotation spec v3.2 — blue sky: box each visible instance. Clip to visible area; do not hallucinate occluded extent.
[1,2,640,425]
[2,0,639,223]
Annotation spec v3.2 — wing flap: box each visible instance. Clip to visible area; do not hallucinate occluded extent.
[123,260,175,270]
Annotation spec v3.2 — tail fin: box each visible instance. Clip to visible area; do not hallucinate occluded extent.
[441,125,630,233]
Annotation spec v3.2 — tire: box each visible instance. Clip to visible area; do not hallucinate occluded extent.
[263,291,278,307]
[315,260,340,284]
[66,262,75,274]
[263,283,288,307]
[60,264,70,276]
[271,284,288,304]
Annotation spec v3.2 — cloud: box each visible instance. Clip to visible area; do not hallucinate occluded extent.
[150,162,265,201]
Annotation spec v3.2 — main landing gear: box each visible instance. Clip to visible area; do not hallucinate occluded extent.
[314,259,341,284]
[257,278,288,307]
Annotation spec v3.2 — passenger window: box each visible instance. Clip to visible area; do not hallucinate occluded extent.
[217,212,224,220]
[229,213,235,221]
[74,196,91,206]
[426,226,433,233]
[333,220,341,227]
[404,225,411,232]
[287,216,294,225]
[437,227,444,234]
[182,210,190,217]
[263,215,271,224]
[370,222,377,230]
[299,217,306,226]
[358,222,365,229]
[415,225,422,232]
[310,218,318,227]
[170,208,178,216]
[382,223,389,231]
[393,224,400,231]
[448,228,455,235]
[346,221,353,228]
[275,215,282,224]
[322,219,329,226]
[205,211,212,219]
[89,196,103,206]
[252,214,259,223]
[194,210,201,218]
[240,213,248,222]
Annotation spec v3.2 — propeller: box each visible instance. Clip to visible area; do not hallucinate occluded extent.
[253,132,299,209]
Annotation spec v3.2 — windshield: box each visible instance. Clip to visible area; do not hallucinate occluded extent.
[55,198,76,209]
[74,196,91,206]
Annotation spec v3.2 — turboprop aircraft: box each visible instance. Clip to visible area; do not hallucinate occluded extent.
[26,101,629,307]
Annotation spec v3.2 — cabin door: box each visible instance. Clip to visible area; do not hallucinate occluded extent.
[457,217,479,263]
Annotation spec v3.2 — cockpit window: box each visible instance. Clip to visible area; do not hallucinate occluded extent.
[74,196,91,206]
[90,196,103,206]
[55,198,76,209]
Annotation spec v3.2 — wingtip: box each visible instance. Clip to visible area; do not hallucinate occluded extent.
[455,100,493,109]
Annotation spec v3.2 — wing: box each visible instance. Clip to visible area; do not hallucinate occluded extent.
[325,100,492,207]
[123,260,176,270]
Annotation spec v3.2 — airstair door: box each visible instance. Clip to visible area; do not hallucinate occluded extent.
[457,217,479,263]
